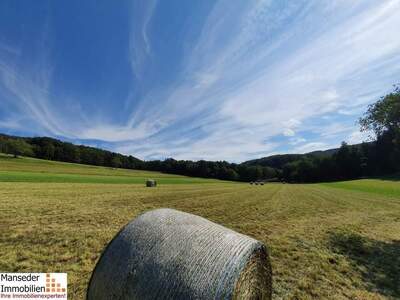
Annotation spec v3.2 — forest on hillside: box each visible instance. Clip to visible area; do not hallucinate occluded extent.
[1,88,399,183]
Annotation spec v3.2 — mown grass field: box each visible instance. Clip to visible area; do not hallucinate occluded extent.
[0,154,399,299]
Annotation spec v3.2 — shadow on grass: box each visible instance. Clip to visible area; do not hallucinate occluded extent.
[329,232,400,298]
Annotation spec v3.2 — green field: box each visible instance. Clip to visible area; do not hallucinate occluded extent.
[0,154,221,184]
[1,155,399,299]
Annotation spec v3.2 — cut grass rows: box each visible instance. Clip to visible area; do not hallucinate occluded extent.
[321,179,400,198]
[0,156,399,299]
[0,170,220,184]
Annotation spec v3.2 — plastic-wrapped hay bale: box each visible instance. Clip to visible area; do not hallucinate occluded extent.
[87,208,272,300]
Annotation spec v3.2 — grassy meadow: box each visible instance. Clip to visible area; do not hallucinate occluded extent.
[0,154,399,299]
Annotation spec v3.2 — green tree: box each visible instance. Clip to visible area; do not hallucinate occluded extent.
[360,87,400,172]
[3,139,34,158]
[359,87,400,144]
[111,156,122,168]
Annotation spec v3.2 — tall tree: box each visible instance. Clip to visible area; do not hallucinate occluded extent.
[359,86,400,144]
[359,86,400,172]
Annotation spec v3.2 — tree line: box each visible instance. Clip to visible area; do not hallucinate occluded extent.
[0,134,278,182]
[0,87,399,183]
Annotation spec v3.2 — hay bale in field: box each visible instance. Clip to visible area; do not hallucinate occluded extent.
[250,181,254,185]
[146,179,157,187]
[87,208,272,300]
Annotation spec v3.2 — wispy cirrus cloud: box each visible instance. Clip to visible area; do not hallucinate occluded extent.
[0,28,63,136]
[129,0,158,80]
[0,0,399,161]
[116,0,400,161]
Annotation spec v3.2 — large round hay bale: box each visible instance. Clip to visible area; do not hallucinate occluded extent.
[87,208,272,300]
[146,179,157,187]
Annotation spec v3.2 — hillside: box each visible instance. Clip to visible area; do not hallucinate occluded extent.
[242,148,340,169]
[0,154,223,184]
[242,143,376,170]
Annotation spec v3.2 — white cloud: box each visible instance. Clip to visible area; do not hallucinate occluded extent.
[314,123,355,139]
[80,123,156,142]
[129,0,158,79]
[293,142,331,154]
[289,137,306,145]
[0,117,22,131]
[283,128,295,137]
[284,119,301,128]
[346,130,371,145]
[0,51,67,136]
[1,1,400,162]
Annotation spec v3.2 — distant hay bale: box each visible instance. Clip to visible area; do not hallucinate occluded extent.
[146,179,157,187]
[250,182,254,185]
[87,208,272,300]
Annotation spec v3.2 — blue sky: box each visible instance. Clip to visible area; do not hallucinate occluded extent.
[0,1,399,162]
